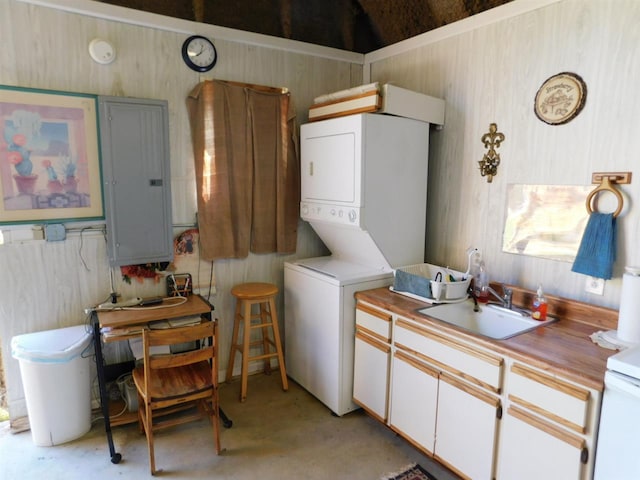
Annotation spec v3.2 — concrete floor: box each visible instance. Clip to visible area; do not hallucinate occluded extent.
[0,374,460,479]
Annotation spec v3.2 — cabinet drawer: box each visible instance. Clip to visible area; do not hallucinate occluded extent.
[508,363,591,434]
[356,303,392,342]
[395,318,503,393]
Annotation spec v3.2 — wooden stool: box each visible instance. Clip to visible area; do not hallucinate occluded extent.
[225,282,288,401]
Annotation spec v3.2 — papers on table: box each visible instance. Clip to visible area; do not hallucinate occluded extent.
[128,316,202,359]
[128,337,170,360]
[148,315,202,330]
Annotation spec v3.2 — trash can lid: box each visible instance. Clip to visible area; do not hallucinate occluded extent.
[11,325,92,363]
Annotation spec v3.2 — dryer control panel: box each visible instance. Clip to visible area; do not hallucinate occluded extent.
[300,202,362,228]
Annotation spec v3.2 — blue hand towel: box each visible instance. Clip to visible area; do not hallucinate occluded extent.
[571,212,617,280]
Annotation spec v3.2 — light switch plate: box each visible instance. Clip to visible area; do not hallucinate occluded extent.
[585,276,605,295]
[45,224,66,242]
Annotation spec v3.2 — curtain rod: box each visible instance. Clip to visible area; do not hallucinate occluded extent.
[206,78,288,95]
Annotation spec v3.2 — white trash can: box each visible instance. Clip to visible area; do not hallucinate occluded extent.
[11,325,93,446]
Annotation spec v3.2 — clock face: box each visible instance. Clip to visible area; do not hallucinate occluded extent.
[182,35,217,72]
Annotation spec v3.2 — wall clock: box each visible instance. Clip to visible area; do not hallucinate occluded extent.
[182,35,218,72]
[534,72,587,125]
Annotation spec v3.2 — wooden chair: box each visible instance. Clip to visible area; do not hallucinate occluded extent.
[132,320,221,475]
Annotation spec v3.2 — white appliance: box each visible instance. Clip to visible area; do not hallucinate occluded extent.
[285,109,443,415]
[594,346,640,479]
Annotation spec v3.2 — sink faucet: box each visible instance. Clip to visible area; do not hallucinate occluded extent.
[486,284,513,309]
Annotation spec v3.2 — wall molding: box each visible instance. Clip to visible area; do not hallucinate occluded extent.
[362,0,564,81]
[16,0,363,63]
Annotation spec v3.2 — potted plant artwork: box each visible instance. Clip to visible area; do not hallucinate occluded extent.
[42,159,63,193]
[5,132,37,195]
[61,155,77,193]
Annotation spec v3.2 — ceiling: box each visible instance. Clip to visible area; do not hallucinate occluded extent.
[95,0,513,53]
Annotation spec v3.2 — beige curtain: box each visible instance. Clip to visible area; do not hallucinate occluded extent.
[186,80,299,260]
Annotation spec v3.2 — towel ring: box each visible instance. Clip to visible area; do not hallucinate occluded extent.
[585,176,624,218]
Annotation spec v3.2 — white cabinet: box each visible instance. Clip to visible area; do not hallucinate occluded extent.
[353,302,602,480]
[389,349,438,452]
[496,362,599,480]
[353,302,392,422]
[435,373,500,479]
[389,317,503,479]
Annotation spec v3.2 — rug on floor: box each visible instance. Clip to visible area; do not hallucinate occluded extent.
[381,463,438,480]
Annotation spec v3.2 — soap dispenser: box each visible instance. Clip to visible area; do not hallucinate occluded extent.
[532,284,548,321]
[475,261,489,303]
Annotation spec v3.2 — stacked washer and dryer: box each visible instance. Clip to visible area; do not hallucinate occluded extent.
[284,97,444,416]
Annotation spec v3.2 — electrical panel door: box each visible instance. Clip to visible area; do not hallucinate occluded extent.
[98,96,172,267]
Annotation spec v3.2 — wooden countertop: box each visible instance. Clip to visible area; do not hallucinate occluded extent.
[355,287,619,391]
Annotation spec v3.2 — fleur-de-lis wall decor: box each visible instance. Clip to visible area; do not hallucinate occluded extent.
[478,123,505,183]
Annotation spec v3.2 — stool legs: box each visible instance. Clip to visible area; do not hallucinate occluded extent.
[267,296,288,393]
[226,296,288,402]
[224,298,243,385]
[240,299,252,401]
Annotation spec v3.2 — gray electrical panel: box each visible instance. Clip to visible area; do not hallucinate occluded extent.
[98,96,173,267]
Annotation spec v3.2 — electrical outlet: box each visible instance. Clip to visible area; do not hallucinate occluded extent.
[585,276,605,295]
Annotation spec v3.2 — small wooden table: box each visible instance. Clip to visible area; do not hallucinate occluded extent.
[91,295,230,464]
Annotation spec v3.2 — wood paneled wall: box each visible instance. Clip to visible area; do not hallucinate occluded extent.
[0,0,343,419]
[368,0,639,310]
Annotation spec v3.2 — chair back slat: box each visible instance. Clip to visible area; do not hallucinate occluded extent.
[143,321,215,370]
[145,321,213,347]
[149,347,212,369]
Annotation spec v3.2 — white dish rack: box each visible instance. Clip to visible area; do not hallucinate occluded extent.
[392,263,472,303]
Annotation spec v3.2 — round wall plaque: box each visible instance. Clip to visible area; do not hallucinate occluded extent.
[534,72,586,125]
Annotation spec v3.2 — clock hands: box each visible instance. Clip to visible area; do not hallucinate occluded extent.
[189,43,204,58]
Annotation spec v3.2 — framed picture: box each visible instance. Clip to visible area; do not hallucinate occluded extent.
[0,85,103,224]
[534,72,587,125]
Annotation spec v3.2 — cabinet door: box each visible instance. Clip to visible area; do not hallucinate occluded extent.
[98,96,172,267]
[435,373,500,480]
[389,350,438,453]
[353,330,390,422]
[497,405,585,480]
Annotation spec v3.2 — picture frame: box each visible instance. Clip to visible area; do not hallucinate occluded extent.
[534,72,587,125]
[0,85,103,224]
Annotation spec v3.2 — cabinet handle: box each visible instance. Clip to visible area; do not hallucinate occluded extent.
[149,179,163,186]
[356,303,392,322]
[356,330,390,353]
[497,405,503,420]
[508,394,585,434]
[394,350,438,378]
[511,363,590,401]
[309,161,314,176]
[440,371,500,408]
[581,447,589,464]
[507,405,585,450]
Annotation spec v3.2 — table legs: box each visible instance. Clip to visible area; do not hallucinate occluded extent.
[92,313,122,464]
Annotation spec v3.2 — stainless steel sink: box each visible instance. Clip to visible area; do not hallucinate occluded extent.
[417,301,556,340]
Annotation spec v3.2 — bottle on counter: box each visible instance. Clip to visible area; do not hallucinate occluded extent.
[475,261,489,304]
[532,284,548,321]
